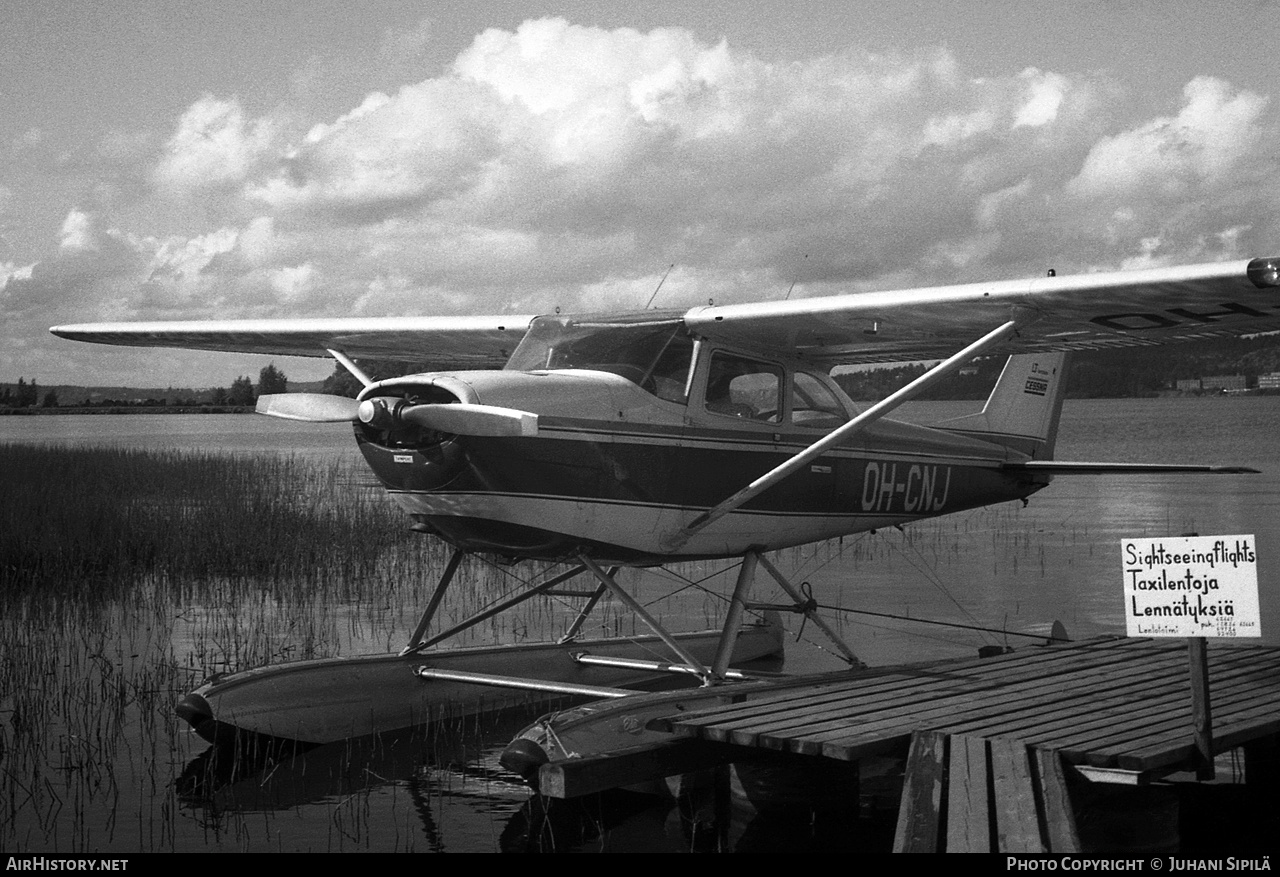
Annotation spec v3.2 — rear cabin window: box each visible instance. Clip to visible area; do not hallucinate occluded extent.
[705,353,782,423]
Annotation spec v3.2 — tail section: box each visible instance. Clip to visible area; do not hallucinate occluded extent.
[936,352,1069,459]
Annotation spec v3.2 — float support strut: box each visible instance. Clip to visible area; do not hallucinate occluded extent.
[756,553,864,669]
[578,555,714,685]
[558,578,612,644]
[407,563,589,654]
[712,552,759,678]
[401,549,465,655]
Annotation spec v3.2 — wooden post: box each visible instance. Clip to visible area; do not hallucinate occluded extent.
[1188,636,1214,780]
[894,731,947,853]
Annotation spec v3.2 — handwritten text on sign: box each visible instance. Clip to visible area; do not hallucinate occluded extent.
[1123,535,1260,638]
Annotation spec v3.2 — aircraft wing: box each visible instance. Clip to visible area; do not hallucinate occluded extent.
[49,316,537,370]
[50,258,1280,369]
[684,257,1280,366]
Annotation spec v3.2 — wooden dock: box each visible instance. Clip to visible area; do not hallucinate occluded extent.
[540,638,1280,852]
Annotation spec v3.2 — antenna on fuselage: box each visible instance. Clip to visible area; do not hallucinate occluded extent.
[645,264,675,309]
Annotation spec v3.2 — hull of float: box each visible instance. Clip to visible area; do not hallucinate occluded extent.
[500,667,878,795]
[177,623,784,746]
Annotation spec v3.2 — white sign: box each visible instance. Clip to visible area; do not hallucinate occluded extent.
[1123,535,1260,638]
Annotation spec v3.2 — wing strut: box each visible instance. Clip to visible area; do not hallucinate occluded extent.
[326,348,375,388]
[664,320,1019,551]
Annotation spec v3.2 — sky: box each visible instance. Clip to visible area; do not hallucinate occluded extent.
[4,0,1279,388]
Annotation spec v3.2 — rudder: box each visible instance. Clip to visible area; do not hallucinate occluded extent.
[936,352,1069,459]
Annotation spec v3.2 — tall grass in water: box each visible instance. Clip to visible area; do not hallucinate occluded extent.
[0,444,628,852]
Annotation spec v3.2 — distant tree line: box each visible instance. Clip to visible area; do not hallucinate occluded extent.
[200,364,291,407]
[2,364,289,412]
[0,378,57,409]
[835,335,1280,401]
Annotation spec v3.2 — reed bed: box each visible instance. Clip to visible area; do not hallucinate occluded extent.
[0,443,1141,851]
[0,444,719,851]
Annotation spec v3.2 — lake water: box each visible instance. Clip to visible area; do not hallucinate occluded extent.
[3,397,1278,852]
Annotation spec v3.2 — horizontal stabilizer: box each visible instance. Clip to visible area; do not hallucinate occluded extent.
[256,393,359,422]
[1003,461,1259,475]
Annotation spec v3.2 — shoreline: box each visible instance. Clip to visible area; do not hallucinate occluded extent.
[4,390,1279,416]
[0,405,255,415]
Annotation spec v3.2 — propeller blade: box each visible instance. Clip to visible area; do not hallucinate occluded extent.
[398,403,538,437]
[256,393,360,422]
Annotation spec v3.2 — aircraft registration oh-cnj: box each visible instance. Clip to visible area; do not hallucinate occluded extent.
[51,256,1279,746]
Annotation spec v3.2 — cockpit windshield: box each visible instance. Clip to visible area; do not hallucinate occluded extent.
[505,314,694,403]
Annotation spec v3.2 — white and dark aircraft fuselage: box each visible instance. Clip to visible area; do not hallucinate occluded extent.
[355,365,1045,564]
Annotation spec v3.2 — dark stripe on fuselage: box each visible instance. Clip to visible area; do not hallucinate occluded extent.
[357,428,1040,518]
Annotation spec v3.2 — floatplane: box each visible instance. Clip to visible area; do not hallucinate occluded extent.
[51,257,1278,753]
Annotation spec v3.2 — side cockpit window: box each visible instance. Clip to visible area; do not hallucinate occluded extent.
[705,353,782,422]
[791,371,849,428]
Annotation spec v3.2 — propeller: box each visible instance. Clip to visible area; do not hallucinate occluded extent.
[255,393,538,437]
[255,393,360,422]
[361,399,538,437]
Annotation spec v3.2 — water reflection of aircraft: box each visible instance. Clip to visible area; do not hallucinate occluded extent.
[174,714,794,853]
[175,715,542,851]
[52,257,1278,741]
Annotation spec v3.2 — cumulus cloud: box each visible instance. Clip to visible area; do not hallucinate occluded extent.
[269,262,318,301]
[58,209,98,252]
[1,261,33,287]
[1014,69,1068,128]
[144,227,239,282]
[16,17,1280,354]
[152,95,277,196]
[1070,77,1268,197]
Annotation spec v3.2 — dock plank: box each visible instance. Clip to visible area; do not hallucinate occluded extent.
[780,652,1198,759]
[1042,666,1280,765]
[652,639,1280,785]
[991,738,1045,853]
[703,647,1188,753]
[660,638,1151,736]
[1033,747,1081,853]
[978,658,1271,753]
[946,735,990,853]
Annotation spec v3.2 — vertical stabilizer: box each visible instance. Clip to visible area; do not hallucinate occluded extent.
[936,352,1069,459]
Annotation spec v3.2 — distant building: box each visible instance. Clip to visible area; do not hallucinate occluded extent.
[1176,378,1202,392]
[1200,374,1251,391]
[1258,372,1280,390]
